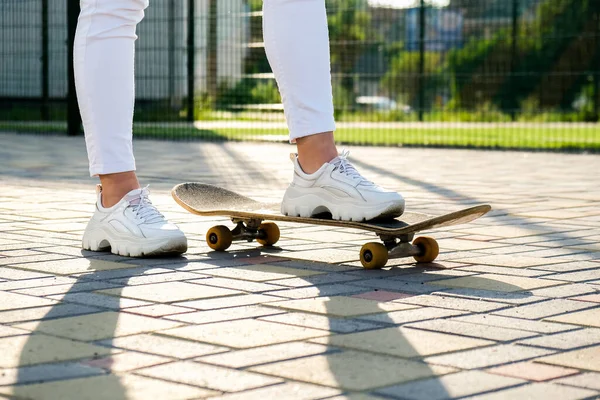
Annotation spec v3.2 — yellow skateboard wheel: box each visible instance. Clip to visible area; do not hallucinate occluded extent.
[206,225,233,251]
[257,222,280,246]
[360,242,389,270]
[413,236,439,263]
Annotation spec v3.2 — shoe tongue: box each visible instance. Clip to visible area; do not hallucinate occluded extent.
[124,188,144,206]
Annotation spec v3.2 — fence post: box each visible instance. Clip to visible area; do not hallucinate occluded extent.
[510,0,519,121]
[187,0,196,122]
[207,0,218,104]
[67,0,82,136]
[41,0,50,121]
[418,0,426,122]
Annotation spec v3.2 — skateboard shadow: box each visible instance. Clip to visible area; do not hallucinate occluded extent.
[200,249,529,397]
[9,253,189,400]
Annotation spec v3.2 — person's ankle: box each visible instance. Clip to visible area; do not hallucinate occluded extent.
[98,172,140,208]
[296,132,338,174]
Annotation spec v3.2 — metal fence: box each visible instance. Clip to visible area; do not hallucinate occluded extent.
[1,0,599,150]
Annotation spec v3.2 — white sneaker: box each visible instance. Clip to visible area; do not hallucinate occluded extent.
[82,185,187,257]
[281,151,405,221]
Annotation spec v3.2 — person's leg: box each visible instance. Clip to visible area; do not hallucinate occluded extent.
[75,0,186,256]
[75,0,145,207]
[263,0,405,221]
[263,0,337,174]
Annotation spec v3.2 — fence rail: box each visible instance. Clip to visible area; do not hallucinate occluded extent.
[1,0,599,150]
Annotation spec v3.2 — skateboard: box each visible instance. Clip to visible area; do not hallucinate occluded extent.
[172,183,491,269]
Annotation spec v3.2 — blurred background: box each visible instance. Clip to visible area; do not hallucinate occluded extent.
[1,0,599,151]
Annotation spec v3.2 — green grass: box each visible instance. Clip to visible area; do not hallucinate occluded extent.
[2,122,599,152]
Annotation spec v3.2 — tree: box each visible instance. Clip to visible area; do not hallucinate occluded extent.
[326,0,373,96]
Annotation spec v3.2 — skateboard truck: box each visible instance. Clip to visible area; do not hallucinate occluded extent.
[205,219,439,270]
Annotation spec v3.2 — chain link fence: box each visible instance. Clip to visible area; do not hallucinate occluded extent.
[1,0,599,150]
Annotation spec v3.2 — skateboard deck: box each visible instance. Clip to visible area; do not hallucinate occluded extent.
[172,183,492,269]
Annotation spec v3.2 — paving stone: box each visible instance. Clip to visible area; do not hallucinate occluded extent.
[0,362,104,386]
[544,269,600,283]
[207,382,341,400]
[198,341,332,368]
[98,281,241,303]
[14,312,183,341]
[265,296,419,317]
[352,290,416,302]
[347,278,451,294]
[518,328,600,350]
[0,253,71,267]
[531,261,600,273]
[48,292,151,310]
[358,307,467,325]
[14,280,123,296]
[200,264,324,281]
[554,372,600,390]
[0,276,76,291]
[537,345,600,372]
[396,294,508,312]
[405,319,538,342]
[493,299,596,319]
[165,305,284,324]
[486,361,579,381]
[376,370,524,400]
[546,308,600,328]
[424,344,555,370]
[0,304,102,324]
[136,360,282,392]
[175,293,283,310]
[162,319,327,348]
[313,327,493,358]
[528,283,600,298]
[571,293,600,303]
[188,276,285,292]
[270,273,361,288]
[428,274,562,292]
[0,268,50,281]
[8,258,138,275]
[0,324,28,338]
[0,334,112,367]
[260,312,383,333]
[461,382,598,400]
[453,314,579,333]
[98,333,226,359]
[124,303,196,317]
[250,350,455,391]
[432,287,543,305]
[74,267,174,281]
[0,373,214,400]
[458,264,553,277]
[81,352,171,372]
[452,254,569,269]
[0,291,58,311]
[107,271,207,286]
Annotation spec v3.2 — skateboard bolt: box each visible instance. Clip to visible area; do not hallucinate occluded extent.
[363,250,373,262]
[209,233,218,244]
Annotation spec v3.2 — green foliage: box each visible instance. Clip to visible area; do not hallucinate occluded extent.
[382,51,445,110]
[447,0,600,115]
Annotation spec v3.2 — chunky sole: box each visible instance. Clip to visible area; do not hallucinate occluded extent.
[82,227,187,257]
[281,187,405,221]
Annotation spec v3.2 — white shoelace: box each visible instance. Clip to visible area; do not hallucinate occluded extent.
[126,186,166,224]
[332,150,374,186]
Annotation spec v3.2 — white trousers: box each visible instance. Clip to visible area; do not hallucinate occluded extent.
[75,0,336,176]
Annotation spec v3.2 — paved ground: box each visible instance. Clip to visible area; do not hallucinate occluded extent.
[1,132,600,400]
